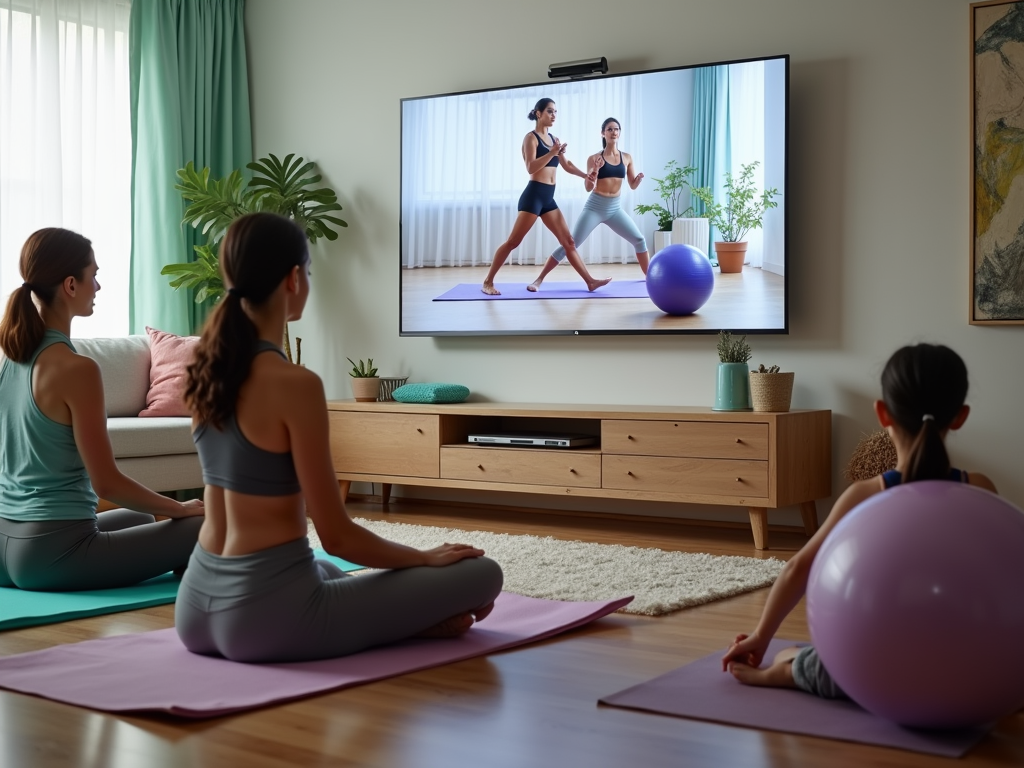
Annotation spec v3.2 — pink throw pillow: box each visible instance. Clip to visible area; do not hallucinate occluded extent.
[139,326,200,417]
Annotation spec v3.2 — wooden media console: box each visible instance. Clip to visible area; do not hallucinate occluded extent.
[326,401,832,550]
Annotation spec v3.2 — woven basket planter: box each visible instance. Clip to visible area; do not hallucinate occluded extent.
[377,376,410,402]
[749,371,795,412]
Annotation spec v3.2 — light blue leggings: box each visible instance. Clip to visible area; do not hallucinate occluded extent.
[551,192,647,262]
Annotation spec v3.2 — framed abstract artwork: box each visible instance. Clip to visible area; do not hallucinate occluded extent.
[972,1,1024,324]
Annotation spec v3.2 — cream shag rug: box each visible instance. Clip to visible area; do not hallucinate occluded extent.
[308,519,784,616]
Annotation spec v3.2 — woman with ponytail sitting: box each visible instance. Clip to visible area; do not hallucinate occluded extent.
[174,212,502,663]
[719,343,998,699]
[0,229,204,591]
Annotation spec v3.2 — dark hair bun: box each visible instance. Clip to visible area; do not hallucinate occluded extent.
[528,110,537,121]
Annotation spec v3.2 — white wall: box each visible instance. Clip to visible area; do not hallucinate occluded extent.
[244,0,1023,525]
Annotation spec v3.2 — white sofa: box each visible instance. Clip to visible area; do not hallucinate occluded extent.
[73,335,202,492]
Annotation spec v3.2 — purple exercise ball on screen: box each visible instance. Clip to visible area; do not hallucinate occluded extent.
[645,244,714,315]
[807,482,1024,729]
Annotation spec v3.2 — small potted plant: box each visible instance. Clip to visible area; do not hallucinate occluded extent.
[634,160,705,254]
[692,161,779,273]
[749,363,795,412]
[714,331,752,411]
[347,357,380,402]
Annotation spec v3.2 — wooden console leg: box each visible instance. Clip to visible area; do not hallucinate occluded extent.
[800,500,820,537]
[748,507,769,551]
[339,480,351,503]
[382,483,392,506]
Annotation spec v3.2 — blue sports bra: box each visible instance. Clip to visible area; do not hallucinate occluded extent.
[882,468,968,488]
[533,131,560,167]
[597,149,626,179]
[193,341,301,496]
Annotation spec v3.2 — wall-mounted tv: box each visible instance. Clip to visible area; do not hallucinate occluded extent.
[400,54,788,337]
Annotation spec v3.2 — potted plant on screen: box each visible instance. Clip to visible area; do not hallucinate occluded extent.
[161,153,348,362]
[714,331,752,411]
[633,160,705,255]
[692,161,779,273]
[347,358,380,402]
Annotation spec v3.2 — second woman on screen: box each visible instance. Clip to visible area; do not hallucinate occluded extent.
[481,98,612,295]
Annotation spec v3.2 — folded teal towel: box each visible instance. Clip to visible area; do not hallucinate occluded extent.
[391,383,470,404]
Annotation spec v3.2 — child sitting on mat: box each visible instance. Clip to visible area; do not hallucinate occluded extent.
[720,343,998,698]
[0,228,204,591]
[174,212,503,663]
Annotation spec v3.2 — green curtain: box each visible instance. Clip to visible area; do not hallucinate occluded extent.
[689,65,729,262]
[128,0,252,336]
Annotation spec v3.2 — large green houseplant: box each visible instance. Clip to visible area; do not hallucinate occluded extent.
[161,153,347,359]
[692,161,779,273]
[633,160,699,232]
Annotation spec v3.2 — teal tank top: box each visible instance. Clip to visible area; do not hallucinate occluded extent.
[0,329,98,521]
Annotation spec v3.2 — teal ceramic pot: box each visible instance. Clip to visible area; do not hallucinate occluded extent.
[714,362,752,411]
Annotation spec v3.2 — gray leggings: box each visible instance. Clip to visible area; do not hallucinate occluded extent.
[174,538,504,663]
[0,510,203,591]
[791,645,849,700]
[551,192,648,262]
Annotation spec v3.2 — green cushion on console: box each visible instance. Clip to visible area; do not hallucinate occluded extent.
[391,383,470,404]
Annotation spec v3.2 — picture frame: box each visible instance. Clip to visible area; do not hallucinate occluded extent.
[971,0,1024,324]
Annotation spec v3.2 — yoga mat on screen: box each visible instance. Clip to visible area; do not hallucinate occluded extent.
[599,639,991,758]
[434,280,649,301]
[0,550,363,631]
[0,592,631,718]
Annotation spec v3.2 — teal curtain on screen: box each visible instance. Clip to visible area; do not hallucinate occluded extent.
[689,66,729,262]
[128,0,252,335]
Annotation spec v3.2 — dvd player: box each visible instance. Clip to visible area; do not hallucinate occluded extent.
[467,432,597,448]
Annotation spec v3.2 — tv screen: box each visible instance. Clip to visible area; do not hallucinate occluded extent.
[400,54,788,337]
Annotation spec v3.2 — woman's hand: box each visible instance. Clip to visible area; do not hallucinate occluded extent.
[721,632,769,671]
[552,141,567,158]
[178,498,205,517]
[632,171,644,188]
[420,542,484,567]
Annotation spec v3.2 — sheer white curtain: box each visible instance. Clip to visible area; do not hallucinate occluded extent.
[723,60,766,268]
[0,0,131,337]
[402,75,643,269]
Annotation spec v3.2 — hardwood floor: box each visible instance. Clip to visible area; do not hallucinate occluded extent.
[2,498,1022,767]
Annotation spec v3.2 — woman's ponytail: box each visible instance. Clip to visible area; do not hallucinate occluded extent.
[0,229,92,362]
[902,415,950,483]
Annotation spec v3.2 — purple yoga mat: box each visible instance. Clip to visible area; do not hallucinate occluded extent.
[599,640,991,758]
[0,592,631,719]
[434,280,649,301]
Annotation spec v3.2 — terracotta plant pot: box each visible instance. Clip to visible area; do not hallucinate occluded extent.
[714,241,748,273]
[350,377,381,402]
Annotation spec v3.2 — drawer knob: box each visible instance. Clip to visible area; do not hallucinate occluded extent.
[735,438,742,443]
[478,464,484,470]
[627,435,635,440]
[736,477,742,482]
[627,471,635,476]
[569,468,577,474]
[417,428,423,433]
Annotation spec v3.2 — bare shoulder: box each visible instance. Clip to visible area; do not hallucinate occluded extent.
[829,477,885,521]
[37,343,101,383]
[968,471,998,494]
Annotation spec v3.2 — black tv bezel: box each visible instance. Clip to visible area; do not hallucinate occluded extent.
[398,53,790,338]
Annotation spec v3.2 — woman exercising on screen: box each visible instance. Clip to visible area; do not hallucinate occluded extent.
[528,117,647,291]
[481,98,611,295]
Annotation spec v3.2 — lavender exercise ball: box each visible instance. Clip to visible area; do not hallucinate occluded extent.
[645,244,714,315]
[807,482,1024,728]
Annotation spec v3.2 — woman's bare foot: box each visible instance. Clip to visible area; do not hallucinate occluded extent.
[587,277,612,292]
[416,612,474,639]
[481,282,501,296]
[527,279,543,292]
[472,601,495,622]
[728,658,798,689]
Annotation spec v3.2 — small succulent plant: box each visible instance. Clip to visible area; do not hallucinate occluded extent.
[753,364,781,374]
[347,357,378,378]
[717,331,752,364]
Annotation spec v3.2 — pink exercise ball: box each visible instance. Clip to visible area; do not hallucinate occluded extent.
[807,481,1024,729]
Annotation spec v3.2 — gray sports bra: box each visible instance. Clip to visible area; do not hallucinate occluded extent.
[192,341,301,496]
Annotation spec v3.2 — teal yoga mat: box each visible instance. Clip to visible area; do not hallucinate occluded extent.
[0,550,363,631]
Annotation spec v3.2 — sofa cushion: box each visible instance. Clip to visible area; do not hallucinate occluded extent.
[106,417,197,458]
[72,336,151,417]
[139,327,200,418]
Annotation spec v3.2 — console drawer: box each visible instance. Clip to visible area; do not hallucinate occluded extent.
[329,412,438,478]
[602,420,769,460]
[441,447,601,488]
[602,455,768,497]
